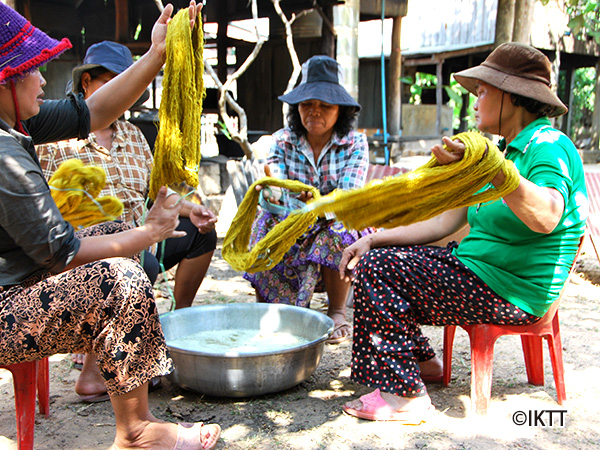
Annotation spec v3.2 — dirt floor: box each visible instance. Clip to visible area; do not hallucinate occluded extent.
[2,229,600,449]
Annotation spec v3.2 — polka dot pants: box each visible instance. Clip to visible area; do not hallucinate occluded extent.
[351,243,539,398]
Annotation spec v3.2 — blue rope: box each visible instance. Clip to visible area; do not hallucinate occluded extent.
[142,189,197,313]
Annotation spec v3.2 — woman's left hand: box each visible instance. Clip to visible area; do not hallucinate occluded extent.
[151,1,203,60]
[431,136,465,165]
[189,204,217,234]
[296,191,314,203]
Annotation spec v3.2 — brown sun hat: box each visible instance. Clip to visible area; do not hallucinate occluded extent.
[453,42,567,117]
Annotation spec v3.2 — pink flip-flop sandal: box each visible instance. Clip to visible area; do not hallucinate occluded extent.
[343,389,434,423]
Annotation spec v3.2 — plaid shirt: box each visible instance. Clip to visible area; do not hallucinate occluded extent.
[268,128,369,196]
[36,120,153,226]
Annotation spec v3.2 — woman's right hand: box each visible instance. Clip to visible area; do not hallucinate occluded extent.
[431,136,465,165]
[151,1,203,61]
[143,186,186,243]
[338,236,373,282]
[255,164,284,205]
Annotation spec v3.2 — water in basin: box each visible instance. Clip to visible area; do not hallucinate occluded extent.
[168,329,311,354]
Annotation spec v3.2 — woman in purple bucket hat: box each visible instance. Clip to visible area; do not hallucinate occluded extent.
[0,2,221,449]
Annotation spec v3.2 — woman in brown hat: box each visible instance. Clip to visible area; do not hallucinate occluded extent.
[338,43,588,421]
[244,55,371,344]
[0,2,221,449]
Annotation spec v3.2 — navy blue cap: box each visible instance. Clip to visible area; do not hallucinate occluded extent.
[71,41,134,94]
[69,40,149,107]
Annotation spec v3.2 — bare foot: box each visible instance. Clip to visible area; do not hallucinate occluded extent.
[418,356,443,379]
[113,421,221,450]
[75,353,108,398]
[327,311,351,344]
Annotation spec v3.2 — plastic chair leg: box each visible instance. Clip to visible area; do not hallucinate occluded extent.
[37,358,50,416]
[521,335,545,386]
[10,361,38,450]
[442,325,456,386]
[467,326,501,415]
[548,314,567,404]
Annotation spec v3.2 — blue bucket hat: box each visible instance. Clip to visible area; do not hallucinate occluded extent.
[278,55,361,111]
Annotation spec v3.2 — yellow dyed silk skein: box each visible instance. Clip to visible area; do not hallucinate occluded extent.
[149,6,204,200]
[49,159,123,229]
[222,132,521,273]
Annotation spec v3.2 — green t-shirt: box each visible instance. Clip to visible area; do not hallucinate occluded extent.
[453,118,588,317]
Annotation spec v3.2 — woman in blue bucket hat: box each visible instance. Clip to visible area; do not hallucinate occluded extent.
[243,55,370,345]
[0,2,221,449]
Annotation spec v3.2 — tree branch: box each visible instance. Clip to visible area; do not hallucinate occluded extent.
[272,0,303,123]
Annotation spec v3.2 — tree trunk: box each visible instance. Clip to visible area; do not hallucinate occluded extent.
[512,0,535,43]
[495,0,516,46]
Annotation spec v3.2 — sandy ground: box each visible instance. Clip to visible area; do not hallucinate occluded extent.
[2,216,600,449]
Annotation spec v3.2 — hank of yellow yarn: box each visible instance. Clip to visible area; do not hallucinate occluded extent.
[223,132,520,273]
[222,179,321,273]
[149,6,204,200]
[308,132,520,230]
[49,159,124,229]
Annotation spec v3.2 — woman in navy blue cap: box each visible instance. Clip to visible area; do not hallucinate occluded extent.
[243,55,370,344]
[37,41,218,388]
[0,2,221,449]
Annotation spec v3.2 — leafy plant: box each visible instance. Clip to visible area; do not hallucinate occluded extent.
[216,120,232,140]
[560,66,596,140]
[556,0,600,44]
[401,73,475,131]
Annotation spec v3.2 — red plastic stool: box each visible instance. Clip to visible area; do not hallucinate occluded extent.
[443,304,565,415]
[0,358,50,450]
[442,236,584,415]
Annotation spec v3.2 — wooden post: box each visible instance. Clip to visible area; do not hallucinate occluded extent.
[436,60,443,135]
[563,67,574,135]
[389,16,402,141]
[217,9,228,82]
[115,0,128,43]
[321,4,335,57]
[593,60,600,149]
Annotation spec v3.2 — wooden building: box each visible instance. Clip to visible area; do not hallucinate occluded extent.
[8,0,408,148]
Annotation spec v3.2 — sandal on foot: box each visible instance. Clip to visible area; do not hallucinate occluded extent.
[149,376,162,392]
[79,377,161,403]
[326,321,352,345]
[71,353,85,371]
[421,374,444,384]
[78,392,110,403]
[174,422,221,450]
[342,389,434,423]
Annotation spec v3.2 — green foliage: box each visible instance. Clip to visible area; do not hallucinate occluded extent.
[401,73,476,131]
[569,67,596,137]
[565,0,600,44]
[217,120,232,140]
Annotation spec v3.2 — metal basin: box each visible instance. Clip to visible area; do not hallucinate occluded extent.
[160,303,334,397]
